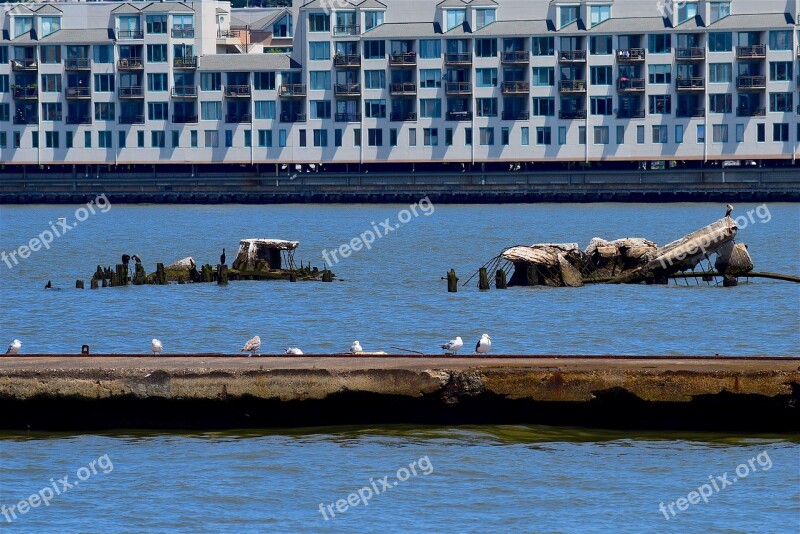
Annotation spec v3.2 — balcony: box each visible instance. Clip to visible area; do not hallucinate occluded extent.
[171,28,194,39]
[64,58,91,70]
[333,54,361,67]
[616,108,645,119]
[736,45,766,59]
[389,82,417,96]
[217,30,240,39]
[117,57,144,70]
[224,85,251,97]
[446,111,472,121]
[334,83,361,96]
[389,52,417,67]
[13,114,38,124]
[559,79,586,93]
[736,107,766,117]
[676,47,705,61]
[12,86,38,100]
[559,109,586,119]
[66,115,92,125]
[617,78,645,92]
[10,58,37,71]
[501,81,529,94]
[445,82,472,95]
[119,114,145,125]
[225,113,252,123]
[117,29,143,40]
[279,84,307,97]
[333,25,360,36]
[172,86,198,98]
[280,113,307,123]
[675,108,705,118]
[118,86,145,99]
[172,114,198,124]
[676,77,705,91]
[616,48,645,62]
[173,56,198,69]
[444,53,472,65]
[335,112,361,122]
[501,51,529,64]
[65,86,91,99]
[390,111,417,122]
[558,50,586,63]
[736,75,766,90]
[502,111,529,120]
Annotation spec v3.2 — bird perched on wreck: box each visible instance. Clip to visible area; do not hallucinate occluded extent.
[151,339,163,355]
[475,334,491,354]
[350,341,363,354]
[725,204,734,217]
[442,336,464,355]
[241,336,261,356]
[220,248,226,266]
[121,254,131,267]
[132,254,142,265]
[5,339,22,355]
[284,347,303,355]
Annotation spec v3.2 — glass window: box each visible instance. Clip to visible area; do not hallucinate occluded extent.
[475,8,496,30]
[476,68,498,87]
[146,73,167,92]
[648,34,671,54]
[365,99,387,118]
[531,37,554,56]
[147,102,168,121]
[254,72,276,90]
[310,71,330,90]
[773,123,789,142]
[254,101,275,120]
[536,127,551,145]
[44,131,59,148]
[708,93,732,113]
[475,39,497,58]
[0,47,7,64]
[201,73,221,91]
[314,129,328,147]
[697,124,706,143]
[593,126,609,145]
[476,98,497,117]
[712,124,728,143]
[591,97,613,116]
[94,45,112,64]
[675,125,684,144]
[531,67,554,86]
[768,31,791,51]
[652,125,668,144]
[590,66,612,85]
[709,2,731,23]
[590,36,612,55]
[419,40,441,59]
[364,11,384,31]
[769,93,792,113]
[419,99,441,119]
[258,130,273,147]
[94,74,115,92]
[41,46,61,64]
[364,70,385,89]
[735,124,744,143]
[419,69,441,88]
[40,74,61,92]
[14,16,33,39]
[204,130,218,148]
[98,131,112,148]
[310,42,330,60]
[559,6,579,28]
[0,75,7,93]
[637,125,645,144]
[311,100,331,119]
[648,64,672,84]
[147,44,167,63]
[769,62,792,81]
[709,63,732,83]
[531,97,555,116]
[590,5,611,27]
[677,2,697,24]
[367,128,382,147]
[708,32,732,52]
[201,101,222,121]
[146,15,167,34]
[445,9,466,32]
[521,127,529,146]
[309,14,330,32]
[363,41,385,59]
[648,95,671,114]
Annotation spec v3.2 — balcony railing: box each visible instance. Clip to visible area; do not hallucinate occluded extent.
[616,48,645,62]
[117,57,144,70]
[616,108,645,119]
[736,107,766,117]
[65,86,91,99]
[171,28,195,38]
[390,111,417,122]
[617,78,645,92]
[334,83,361,96]
[173,56,198,69]
[12,86,38,99]
[217,29,240,38]
[676,77,705,91]
[172,86,198,98]
[559,109,586,119]
[501,51,529,64]
[736,75,766,90]
[64,57,91,70]
[117,29,143,39]
[446,111,472,121]
[559,79,586,93]
[65,115,92,125]
[501,81,529,94]
[676,47,705,61]
[172,114,198,124]
[118,86,145,98]
[675,108,705,118]
[333,54,361,67]
[389,82,417,95]
[225,113,252,123]
[797,45,800,57]
[279,84,307,97]
[10,58,37,70]
[736,45,766,59]
[13,114,38,124]
[444,53,472,65]
[224,85,251,97]
[389,52,417,66]
[280,113,307,123]
[445,82,472,94]
[335,112,361,122]
[333,24,360,36]
[558,50,586,63]
[502,111,529,120]
[119,114,145,125]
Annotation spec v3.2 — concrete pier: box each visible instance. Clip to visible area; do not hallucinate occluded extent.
[1,356,797,431]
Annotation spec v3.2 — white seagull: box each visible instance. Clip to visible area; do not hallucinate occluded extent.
[5,339,22,355]
[441,336,464,355]
[350,341,363,354]
[475,334,491,354]
[284,347,303,355]
[151,339,163,355]
[241,336,261,357]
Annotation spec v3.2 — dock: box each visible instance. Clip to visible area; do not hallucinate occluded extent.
[1,355,797,431]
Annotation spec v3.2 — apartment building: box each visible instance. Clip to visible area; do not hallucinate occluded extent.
[0,0,798,168]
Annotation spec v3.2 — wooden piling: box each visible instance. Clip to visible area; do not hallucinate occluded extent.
[723,275,738,287]
[322,270,333,282]
[217,264,229,285]
[447,269,458,293]
[90,277,99,289]
[202,264,214,283]
[75,280,84,289]
[496,269,508,289]
[478,268,490,290]
[289,272,298,282]
[155,263,167,285]
[133,264,147,285]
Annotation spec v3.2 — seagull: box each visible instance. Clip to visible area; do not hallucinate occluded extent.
[241,336,261,357]
[725,204,733,218]
[475,334,491,354]
[5,339,21,355]
[284,347,303,355]
[220,248,226,266]
[441,336,464,355]
[151,339,163,355]
[132,254,142,265]
[350,341,363,354]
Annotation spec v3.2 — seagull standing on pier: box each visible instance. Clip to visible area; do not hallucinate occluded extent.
[442,336,464,355]
[350,341,363,354]
[151,339,163,355]
[475,334,491,355]
[284,347,303,355]
[241,336,261,357]
[5,339,22,355]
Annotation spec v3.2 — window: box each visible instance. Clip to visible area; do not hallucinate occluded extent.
[201,73,221,91]
[254,72,276,90]
[419,99,441,119]
[309,14,330,32]
[648,34,671,54]
[309,42,330,61]
[697,124,705,143]
[94,74,115,93]
[769,93,792,113]
[82,131,90,148]
[0,132,6,148]
[559,6,579,29]
[13,16,33,39]
[98,130,112,149]
[590,66,612,85]
[735,124,744,143]
[445,9,465,32]
[593,126,609,145]
[709,94,732,113]
[677,2,697,24]
[15,131,23,148]
[0,104,8,122]
[173,130,180,148]
[556,126,565,145]
[756,124,765,142]
[521,127,529,146]
[190,130,198,148]
[648,64,671,84]
[41,103,61,121]
[531,67,554,86]
[40,45,61,64]
[476,98,498,117]
[94,45,112,64]
[0,76,7,93]
[353,128,361,146]
[769,62,792,82]
[578,126,586,145]
[590,36,612,55]
[256,129,272,148]
[590,97,612,116]
[531,97,555,117]
[616,125,624,144]
[146,15,167,34]
[364,70,385,89]
[390,128,397,147]
[708,32,732,52]
[364,99,386,118]
[201,101,222,121]
[299,130,307,148]
[364,11,384,31]
[41,74,61,93]
[675,125,684,144]
[147,44,167,63]
[419,40,441,59]
[476,68,498,87]
[334,129,342,147]
[244,130,252,148]
[475,8,496,30]
[531,37,554,56]
[652,126,667,145]
[368,128,382,147]
[768,31,791,51]
[40,16,61,37]
[255,101,276,120]
[590,5,611,27]
[465,128,472,146]
[94,103,115,121]
[648,95,671,114]
[475,39,497,58]
[499,127,509,146]
[152,131,165,148]
[363,41,386,60]
[479,127,494,146]
[311,100,332,119]
[310,71,330,90]
[408,128,416,147]
[0,47,7,64]
[709,63,732,83]
[312,129,328,147]
[202,130,218,148]
[419,69,441,89]
[46,131,60,148]
[279,129,287,147]
[148,102,168,121]
[637,125,645,144]
[712,124,728,143]
[709,2,731,23]
[536,127,551,145]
